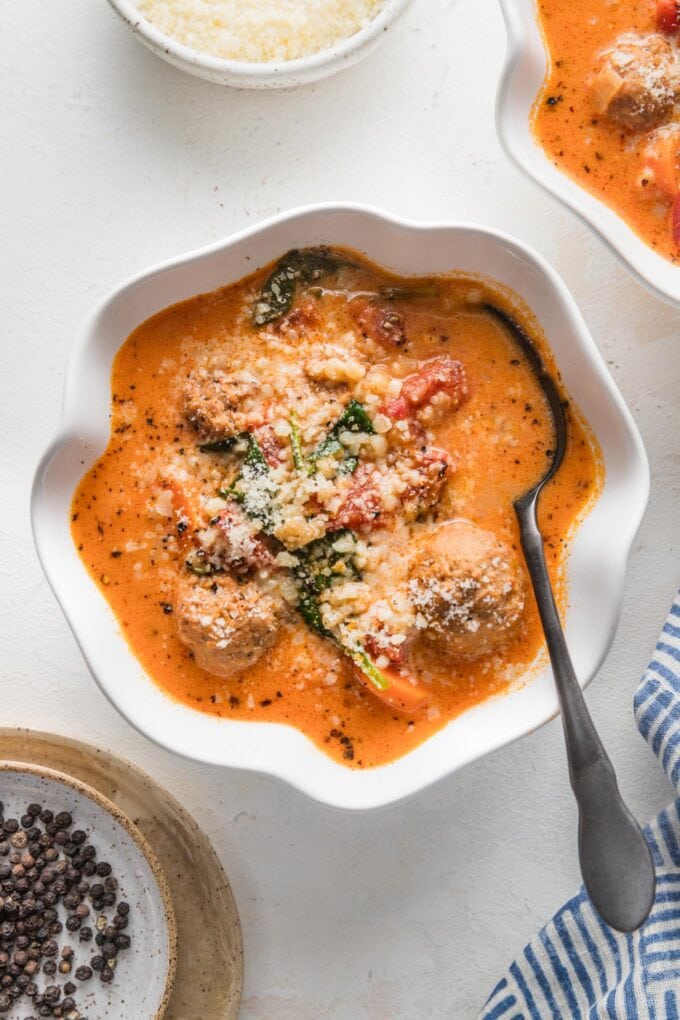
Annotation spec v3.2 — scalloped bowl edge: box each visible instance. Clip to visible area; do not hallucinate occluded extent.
[31,203,649,810]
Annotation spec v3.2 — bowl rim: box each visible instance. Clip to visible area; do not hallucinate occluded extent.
[31,202,650,810]
[496,0,680,309]
[0,759,177,1015]
[106,0,413,82]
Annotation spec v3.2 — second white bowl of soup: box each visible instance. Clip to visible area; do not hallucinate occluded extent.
[498,0,680,307]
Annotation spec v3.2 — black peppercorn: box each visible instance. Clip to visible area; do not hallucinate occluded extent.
[43,983,60,1003]
[0,798,133,1015]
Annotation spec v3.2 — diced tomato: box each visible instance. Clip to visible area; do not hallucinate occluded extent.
[213,504,275,573]
[672,191,680,248]
[382,356,468,420]
[252,424,282,467]
[276,298,320,335]
[352,662,428,713]
[642,128,680,196]
[365,633,407,666]
[328,465,384,532]
[405,447,453,512]
[656,0,680,33]
[354,299,408,348]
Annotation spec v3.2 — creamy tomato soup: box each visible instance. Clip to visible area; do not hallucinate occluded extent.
[71,249,602,768]
[534,0,680,260]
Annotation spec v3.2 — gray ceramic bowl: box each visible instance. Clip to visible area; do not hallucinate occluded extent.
[0,761,177,1019]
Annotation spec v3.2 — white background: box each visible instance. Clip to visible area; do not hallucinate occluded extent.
[3,1,680,1016]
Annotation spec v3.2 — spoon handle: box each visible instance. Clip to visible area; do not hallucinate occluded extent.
[517,502,656,932]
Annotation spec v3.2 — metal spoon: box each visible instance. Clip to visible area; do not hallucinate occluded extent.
[483,303,656,933]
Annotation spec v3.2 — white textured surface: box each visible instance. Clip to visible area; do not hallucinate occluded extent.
[2,1,680,1016]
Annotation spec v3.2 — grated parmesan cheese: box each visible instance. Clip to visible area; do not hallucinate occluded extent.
[137,0,386,64]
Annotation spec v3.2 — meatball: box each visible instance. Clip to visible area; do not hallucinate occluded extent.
[407,520,525,659]
[175,573,288,678]
[591,36,680,133]
[353,298,408,348]
[183,366,260,439]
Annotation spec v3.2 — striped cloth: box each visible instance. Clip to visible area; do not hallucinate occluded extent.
[481,593,680,1020]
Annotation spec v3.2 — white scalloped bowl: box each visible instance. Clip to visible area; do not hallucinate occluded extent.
[498,0,680,308]
[32,204,649,810]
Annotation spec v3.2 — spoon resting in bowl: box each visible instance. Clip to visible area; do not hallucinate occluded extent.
[483,303,656,933]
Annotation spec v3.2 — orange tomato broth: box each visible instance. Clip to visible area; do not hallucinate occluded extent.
[533,0,679,261]
[71,250,602,768]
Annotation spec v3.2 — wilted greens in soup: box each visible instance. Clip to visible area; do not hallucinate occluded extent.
[71,248,602,767]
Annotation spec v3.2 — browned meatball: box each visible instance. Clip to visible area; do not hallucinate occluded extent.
[407,520,525,659]
[591,36,680,133]
[175,573,288,677]
[183,365,261,439]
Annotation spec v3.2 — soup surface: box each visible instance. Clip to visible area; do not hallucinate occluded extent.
[534,0,680,260]
[72,248,602,768]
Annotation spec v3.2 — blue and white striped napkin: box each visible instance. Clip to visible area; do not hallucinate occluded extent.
[481,593,680,1020]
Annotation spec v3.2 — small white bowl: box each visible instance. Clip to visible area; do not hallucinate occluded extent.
[106,0,414,88]
[32,204,649,810]
[498,0,680,309]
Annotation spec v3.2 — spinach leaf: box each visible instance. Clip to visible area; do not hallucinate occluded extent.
[290,532,391,693]
[252,248,347,327]
[289,411,305,471]
[199,434,243,454]
[308,400,374,473]
[335,399,375,436]
[292,529,359,597]
[309,433,344,463]
[242,433,268,472]
[297,596,333,638]
[344,643,390,692]
[218,433,276,532]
